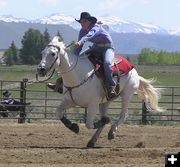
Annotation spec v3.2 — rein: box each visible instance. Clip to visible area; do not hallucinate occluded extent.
[36,43,78,82]
[35,69,55,83]
[58,52,79,75]
[36,55,58,83]
[57,42,79,75]
[63,65,100,105]
[49,43,79,75]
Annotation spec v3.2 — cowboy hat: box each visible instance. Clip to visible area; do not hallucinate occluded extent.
[75,12,97,24]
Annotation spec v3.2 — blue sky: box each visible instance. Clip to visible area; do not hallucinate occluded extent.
[0,0,180,30]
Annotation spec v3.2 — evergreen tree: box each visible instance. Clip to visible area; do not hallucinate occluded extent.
[43,27,51,46]
[10,41,18,63]
[2,41,18,65]
[3,49,13,66]
[56,31,64,41]
[19,28,45,64]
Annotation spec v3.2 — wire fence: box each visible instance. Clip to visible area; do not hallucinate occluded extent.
[0,79,180,125]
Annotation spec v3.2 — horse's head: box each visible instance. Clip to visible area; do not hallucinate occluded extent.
[37,36,65,77]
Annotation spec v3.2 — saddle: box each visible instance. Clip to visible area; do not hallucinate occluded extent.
[88,53,134,99]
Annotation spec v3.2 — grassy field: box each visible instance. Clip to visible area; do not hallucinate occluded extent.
[135,65,180,86]
[0,64,180,85]
[0,65,37,81]
[0,64,179,124]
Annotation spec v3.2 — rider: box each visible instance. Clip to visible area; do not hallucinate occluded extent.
[74,12,116,98]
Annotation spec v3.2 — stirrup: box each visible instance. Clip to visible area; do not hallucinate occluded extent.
[107,86,117,99]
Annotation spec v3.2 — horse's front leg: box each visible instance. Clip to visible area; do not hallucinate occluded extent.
[56,98,79,134]
[87,126,105,148]
[87,117,110,148]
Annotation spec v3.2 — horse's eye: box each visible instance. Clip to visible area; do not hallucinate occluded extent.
[51,53,55,57]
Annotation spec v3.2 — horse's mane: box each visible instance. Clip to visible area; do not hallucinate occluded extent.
[49,36,77,57]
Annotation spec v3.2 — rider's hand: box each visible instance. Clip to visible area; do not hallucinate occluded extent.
[75,42,80,48]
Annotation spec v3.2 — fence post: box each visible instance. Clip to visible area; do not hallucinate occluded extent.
[84,108,87,123]
[18,78,27,123]
[142,101,147,125]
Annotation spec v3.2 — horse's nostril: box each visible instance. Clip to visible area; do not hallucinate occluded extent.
[37,64,46,76]
[37,64,45,71]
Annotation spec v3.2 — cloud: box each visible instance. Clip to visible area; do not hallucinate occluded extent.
[97,0,123,11]
[177,0,180,6]
[39,0,60,6]
[97,0,151,11]
[0,0,8,8]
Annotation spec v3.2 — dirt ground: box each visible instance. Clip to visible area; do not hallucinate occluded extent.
[0,122,179,167]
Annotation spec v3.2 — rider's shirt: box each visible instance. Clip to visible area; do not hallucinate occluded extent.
[76,24,114,55]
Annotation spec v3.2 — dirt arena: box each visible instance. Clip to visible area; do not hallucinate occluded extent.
[0,123,179,167]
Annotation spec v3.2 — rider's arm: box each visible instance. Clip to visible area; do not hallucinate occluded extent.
[77,25,100,46]
[74,29,88,55]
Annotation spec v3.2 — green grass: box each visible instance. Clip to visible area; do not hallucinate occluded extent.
[0,64,179,124]
[0,65,37,81]
[0,64,180,85]
[135,65,180,86]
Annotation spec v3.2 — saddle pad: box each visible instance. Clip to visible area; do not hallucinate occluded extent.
[112,55,122,64]
[89,54,134,78]
[111,54,134,74]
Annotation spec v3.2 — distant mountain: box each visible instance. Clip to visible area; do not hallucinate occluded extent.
[0,14,180,54]
[112,33,180,54]
[0,14,176,35]
[0,15,30,23]
[169,27,180,36]
[0,21,77,49]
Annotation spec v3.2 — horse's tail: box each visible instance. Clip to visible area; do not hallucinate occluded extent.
[137,76,163,112]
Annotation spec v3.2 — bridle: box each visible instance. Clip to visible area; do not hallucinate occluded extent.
[37,42,99,105]
[36,43,79,82]
[51,44,79,75]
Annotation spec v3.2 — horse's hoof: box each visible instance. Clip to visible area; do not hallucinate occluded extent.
[108,131,115,140]
[87,140,95,148]
[101,116,110,125]
[94,116,111,129]
[70,123,79,134]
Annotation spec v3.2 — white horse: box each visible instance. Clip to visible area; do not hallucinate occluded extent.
[37,36,162,147]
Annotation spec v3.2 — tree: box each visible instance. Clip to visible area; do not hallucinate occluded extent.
[138,48,151,65]
[138,48,180,65]
[43,27,51,46]
[56,30,64,41]
[3,41,18,65]
[10,41,19,63]
[3,49,13,66]
[19,28,45,64]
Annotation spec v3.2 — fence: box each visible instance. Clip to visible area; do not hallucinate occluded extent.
[0,79,180,125]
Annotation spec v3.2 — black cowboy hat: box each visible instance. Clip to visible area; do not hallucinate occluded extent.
[75,12,97,24]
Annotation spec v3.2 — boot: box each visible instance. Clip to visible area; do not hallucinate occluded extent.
[108,86,117,99]
[47,83,56,90]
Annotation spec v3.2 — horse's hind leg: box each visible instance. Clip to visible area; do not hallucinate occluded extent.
[87,102,110,148]
[108,71,140,140]
[108,89,135,140]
